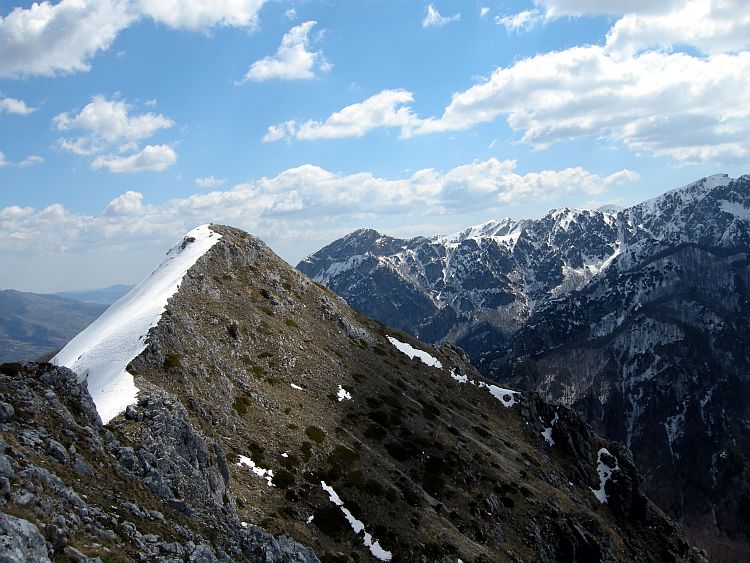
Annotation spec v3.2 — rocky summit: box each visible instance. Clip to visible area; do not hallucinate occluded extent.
[0,225,703,562]
[297,173,750,561]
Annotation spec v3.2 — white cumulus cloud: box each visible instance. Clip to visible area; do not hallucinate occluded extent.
[54,96,177,173]
[195,176,227,188]
[264,90,420,142]
[103,191,144,216]
[495,10,542,32]
[135,0,266,31]
[0,159,638,258]
[241,21,330,82]
[0,96,36,115]
[603,1,750,56]
[92,144,177,173]
[0,151,44,168]
[422,4,461,28]
[265,2,750,166]
[17,155,45,168]
[0,0,135,78]
[532,0,750,55]
[413,47,750,164]
[0,0,268,78]
[534,0,685,17]
[54,96,173,156]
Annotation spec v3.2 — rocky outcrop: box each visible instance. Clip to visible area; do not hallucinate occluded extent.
[0,512,51,562]
[0,362,316,562]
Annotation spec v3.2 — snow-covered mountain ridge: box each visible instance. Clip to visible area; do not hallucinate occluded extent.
[52,224,221,423]
[299,174,748,347]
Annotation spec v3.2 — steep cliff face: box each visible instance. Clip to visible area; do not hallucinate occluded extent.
[298,174,750,559]
[0,225,703,562]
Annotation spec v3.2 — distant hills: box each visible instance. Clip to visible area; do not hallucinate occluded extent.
[0,286,133,362]
[53,284,133,305]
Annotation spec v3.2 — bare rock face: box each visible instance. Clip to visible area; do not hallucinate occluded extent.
[0,512,51,562]
[1,225,705,561]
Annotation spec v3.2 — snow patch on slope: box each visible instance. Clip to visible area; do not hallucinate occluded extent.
[720,200,750,220]
[237,455,274,487]
[52,225,221,424]
[449,369,469,384]
[590,448,619,504]
[314,254,367,284]
[479,382,520,408]
[541,411,559,447]
[321,481,392,561]
[449,369,520,408]
[387,336,442,368]
[337,385,352,401]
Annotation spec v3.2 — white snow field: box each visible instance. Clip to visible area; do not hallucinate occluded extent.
[52,225,222,424]
[387,336,443,368]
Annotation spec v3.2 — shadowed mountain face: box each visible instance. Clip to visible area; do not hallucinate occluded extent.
[0,290,107,362]
[484,179,750,560]
[0,225,702,562]
[298,174,750,560]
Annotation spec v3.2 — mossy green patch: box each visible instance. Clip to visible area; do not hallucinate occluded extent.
[305,426,326,444]
[163,353,181,370]
[232,394,252,416]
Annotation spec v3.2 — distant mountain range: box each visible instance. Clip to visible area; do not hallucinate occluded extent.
[298,173,750,560]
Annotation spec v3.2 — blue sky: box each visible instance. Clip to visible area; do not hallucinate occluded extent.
[1,0,749,291]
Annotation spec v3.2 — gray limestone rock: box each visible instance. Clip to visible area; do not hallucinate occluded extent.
[46,439,69,464]
[0,402,14,423]
[0,512,50,563]
[0,454,13,478]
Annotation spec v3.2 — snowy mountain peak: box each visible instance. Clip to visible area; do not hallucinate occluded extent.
[299,173,750,356]
[642,173,732,209]
[437,217,522,244]
[597,204,624,213]
[52,224,222,424]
